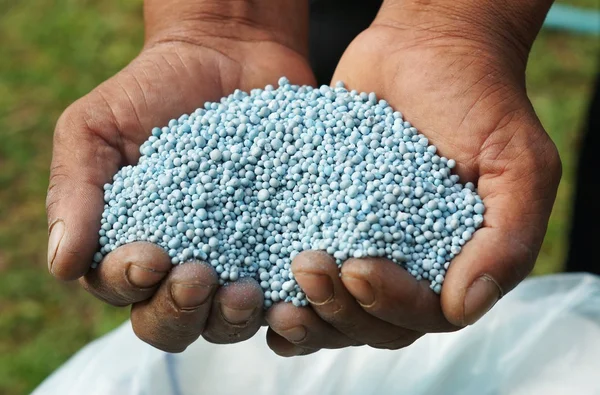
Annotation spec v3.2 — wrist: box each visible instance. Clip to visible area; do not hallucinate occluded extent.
[143,0,309,58]
[377,0,554,67]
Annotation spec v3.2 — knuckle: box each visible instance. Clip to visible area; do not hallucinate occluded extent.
[54,99,92,142]
[55,91,124,154]
[54,105,77,138]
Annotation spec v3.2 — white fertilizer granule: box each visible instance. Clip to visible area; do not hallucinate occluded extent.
[95,77,485,308]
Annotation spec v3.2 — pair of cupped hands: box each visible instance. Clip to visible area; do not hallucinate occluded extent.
[46,1,560,356]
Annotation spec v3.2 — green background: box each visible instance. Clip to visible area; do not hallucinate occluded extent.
[0,1,598,393]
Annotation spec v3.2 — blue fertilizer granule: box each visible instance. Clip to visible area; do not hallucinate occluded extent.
[95,77,485,308]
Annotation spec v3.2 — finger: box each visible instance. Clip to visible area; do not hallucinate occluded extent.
[442,114,561,326]
[265,328,318,357]
[202,278,264,344]
[80,242,171,306]
[266,301,358,351]
[130,262,218,353]
[46,103,124,280]
[441,227,524,326]
[340,258,459,333]
[293,251,422,349]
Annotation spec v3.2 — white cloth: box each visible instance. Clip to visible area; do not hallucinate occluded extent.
[34,273,600,395]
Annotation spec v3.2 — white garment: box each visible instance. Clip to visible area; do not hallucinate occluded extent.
[34,274,600,395]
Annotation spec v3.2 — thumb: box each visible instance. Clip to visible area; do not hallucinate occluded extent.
[46,99,123,281]
[441,113,561,326]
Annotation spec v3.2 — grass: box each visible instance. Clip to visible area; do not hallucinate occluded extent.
[0,1,143,394]
[0,0,598,393]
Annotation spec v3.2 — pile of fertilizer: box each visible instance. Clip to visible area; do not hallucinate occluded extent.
[95,77,485,308]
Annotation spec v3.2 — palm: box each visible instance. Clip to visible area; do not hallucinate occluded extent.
[78,41,315,175]
[52,39,315,280]
[264,25,561,357]
[48,39,315,351]
[332,26,561,319]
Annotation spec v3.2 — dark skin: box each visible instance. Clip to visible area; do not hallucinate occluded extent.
[47,0,315,350]
[47,0,560,354]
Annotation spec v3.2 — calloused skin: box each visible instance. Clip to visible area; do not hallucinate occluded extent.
[47,1,560,355]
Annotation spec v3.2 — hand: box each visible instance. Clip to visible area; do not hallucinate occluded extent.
[266,0,561,356]
[46,1,315,352]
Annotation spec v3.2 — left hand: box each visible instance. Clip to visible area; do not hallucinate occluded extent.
[46,0,316,352]
[265,1,561,356]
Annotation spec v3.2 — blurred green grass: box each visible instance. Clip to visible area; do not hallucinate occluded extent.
[0,1,598,393]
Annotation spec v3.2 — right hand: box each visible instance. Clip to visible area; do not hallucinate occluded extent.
[265,0,561,356]
[46,2,315,352]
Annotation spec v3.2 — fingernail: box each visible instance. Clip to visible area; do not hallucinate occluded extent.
[47,220,64,273]
[342,276,375,306]
[294,273,333,305]
[221,305,255,325]
[463,275,501,325]
[280,326,307,343]
[171,283,213,310]
[127,264,167,288]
